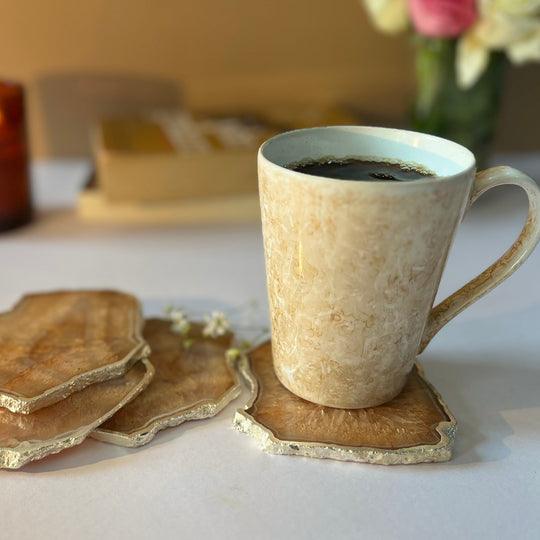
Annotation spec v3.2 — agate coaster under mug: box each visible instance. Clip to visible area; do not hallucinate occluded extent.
[233,342,456,465]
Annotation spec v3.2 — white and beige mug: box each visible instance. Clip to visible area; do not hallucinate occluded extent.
[258,126,540,409]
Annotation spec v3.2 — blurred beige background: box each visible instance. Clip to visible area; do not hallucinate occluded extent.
[1,0,538,157]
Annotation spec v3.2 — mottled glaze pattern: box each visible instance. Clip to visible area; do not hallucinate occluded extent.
[420,166,540,351]
[259,127,540,409]
[260,161,470,408]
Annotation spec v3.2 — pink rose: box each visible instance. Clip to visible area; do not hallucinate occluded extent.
[409,0,478,38]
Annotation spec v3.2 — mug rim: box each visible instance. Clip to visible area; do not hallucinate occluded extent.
[258,125,477,185]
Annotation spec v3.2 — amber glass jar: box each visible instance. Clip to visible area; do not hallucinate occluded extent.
[0,82,32,231]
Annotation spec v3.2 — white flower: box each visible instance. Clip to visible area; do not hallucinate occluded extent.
[506,23,540,62]
[457,0,540,88]
[202,311,230,338]
[457,31,490,88]
[361,0,409,34]
[167,308,191,336]
[475,10,539,49]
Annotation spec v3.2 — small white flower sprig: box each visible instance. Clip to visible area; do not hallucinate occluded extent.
[167,307,191,336]
[164,303,269,355]
[202,311,230,338]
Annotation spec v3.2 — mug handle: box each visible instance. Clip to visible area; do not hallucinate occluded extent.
[419,166,540,353]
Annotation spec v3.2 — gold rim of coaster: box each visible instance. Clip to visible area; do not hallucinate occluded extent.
[0,359,154,469]
[233,342,456,466]
[92,319,241,447]
[0,290,150,414]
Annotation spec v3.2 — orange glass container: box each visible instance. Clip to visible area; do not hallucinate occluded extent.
[0,82,32,231]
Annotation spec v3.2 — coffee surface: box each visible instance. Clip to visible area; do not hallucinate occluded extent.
[289,158,433,181]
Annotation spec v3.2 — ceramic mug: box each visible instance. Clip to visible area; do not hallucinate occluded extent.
[258,126,540,409]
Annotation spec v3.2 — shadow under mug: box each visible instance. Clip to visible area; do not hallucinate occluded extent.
[258,126,540,409]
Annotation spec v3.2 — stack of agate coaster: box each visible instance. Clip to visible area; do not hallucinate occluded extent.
[0,291,239,469]
[233,342,457,465]
[0,290,456,469]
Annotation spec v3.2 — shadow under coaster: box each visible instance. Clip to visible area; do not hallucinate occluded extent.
[233,342,456,465]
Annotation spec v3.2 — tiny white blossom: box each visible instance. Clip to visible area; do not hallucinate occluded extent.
[203,311,230,338]
[166,307,191,336]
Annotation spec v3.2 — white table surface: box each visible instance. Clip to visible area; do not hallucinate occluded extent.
[1,157,540,540]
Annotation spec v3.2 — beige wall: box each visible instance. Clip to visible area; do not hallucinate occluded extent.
[1,0,538,157]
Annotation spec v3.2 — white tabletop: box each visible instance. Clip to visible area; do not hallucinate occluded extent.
[2,157,540,540]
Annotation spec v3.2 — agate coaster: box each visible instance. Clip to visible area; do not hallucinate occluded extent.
[93,319,241,447]
[0,290,149,414]
[233,342,456,465]
[0,359,154,469]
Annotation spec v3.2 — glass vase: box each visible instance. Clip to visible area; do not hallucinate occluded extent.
[412,38,506,168]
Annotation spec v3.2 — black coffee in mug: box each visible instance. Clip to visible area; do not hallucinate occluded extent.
[288,157,434,181]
